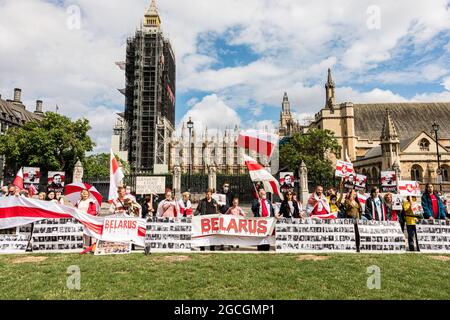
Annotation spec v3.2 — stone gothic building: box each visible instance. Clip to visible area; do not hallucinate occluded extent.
[279,92,301,138]
[168,123,270,175]
[306,69,450,188]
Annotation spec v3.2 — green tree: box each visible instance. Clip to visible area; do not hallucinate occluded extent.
[83,153,129,178]
[0,112,94,173]
[280,129,342,187]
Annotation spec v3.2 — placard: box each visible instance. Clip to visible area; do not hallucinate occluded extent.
[355,174,367,192]
[381,171,397,193]
[23,167,41,185]
[145,217,192,253]
[416,220,450,254]
[392,194,403,211]
[280,172,295,193]
[276,219,357,253]
[357,220,406,254]
[31,218,84,253]
[335,160,354,178]
[398,181,421,197]
[135,176,166,195]
[94,240,132,256]
[47,171,65,193]
[0,234,30,254]
[102,216,146,246]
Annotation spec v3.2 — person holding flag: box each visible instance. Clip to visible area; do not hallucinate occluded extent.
[251,189,275,252]
[108,150,125,203]
[306,186,333,219]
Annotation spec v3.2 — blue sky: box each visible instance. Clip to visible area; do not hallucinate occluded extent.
[1,0,449,152]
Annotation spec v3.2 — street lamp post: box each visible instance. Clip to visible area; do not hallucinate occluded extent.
[187,117,194,192]
[432,122,443,192]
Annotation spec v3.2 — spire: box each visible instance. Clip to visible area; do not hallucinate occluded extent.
[144,0,161,28]
[282,92,291,114]
[326,68,335,88]
[325,68,336,109]
[381,109,399,142]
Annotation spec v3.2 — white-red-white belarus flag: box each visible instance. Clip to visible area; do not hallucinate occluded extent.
[0,196,104,239]
[12,168,24,191]
[335,160,354,178]
[244,155,283,200]
[109,150,125,203]
[237,130,279,159]
[358,193,368,212]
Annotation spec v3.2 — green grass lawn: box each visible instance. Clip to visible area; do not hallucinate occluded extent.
[0,253,448,300]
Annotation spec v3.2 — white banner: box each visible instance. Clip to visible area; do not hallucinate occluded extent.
[192,215,277,247]
[398,181,421,197]
[358,220,406,254]
[335,160,354,178]
[276,219,357,253]
[135,176,166,195]
[145,217,192,253]
[416,220,450,254]
[102,217,146,247]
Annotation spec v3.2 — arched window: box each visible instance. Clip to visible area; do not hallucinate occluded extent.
[419,139,430,151]
[411,165,424,182]
[371,167,379,180]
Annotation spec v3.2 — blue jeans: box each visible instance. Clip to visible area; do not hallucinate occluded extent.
[406,225,419,252]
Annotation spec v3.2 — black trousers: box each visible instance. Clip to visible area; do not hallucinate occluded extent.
[257,244,271,251]
[407,225,420,252]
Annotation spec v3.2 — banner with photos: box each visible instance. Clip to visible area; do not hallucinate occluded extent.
[31,219,84,253]
[276,219,357,253]
[357,220,406,254]
[94,240,132,256]
[416,220,450,254]
[192,215,277,247]
[0,233,30,254]
[145,217,192,253]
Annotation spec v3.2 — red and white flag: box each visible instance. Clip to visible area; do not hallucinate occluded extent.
[12,168,24,191]
[358,193,368,211]
[244,155,283,200]
[399,181,421,197]
[0,197,146,245]
[335,160,354,178]
[28,184,38,198]
[237,130,279,159]
[108,150,125,203]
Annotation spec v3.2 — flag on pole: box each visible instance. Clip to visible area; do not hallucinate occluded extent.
[244,155,283,200]
[237,130,279,159]
[12,168,24,191]
[108,150,125,203]
[28,184,38,198]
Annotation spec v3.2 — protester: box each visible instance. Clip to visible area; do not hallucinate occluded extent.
[141,196,155,219]
[55,191,65,205]
[19,190,29,198]
[403,196,423,252]
[279,191,300,218]
[125,186,137,202]
[157,189,180,218]
[330,181,344,218]
[292,193,304,213]
[195,189,219,216]
[75,189,98,216]
[7,185,16,197]
[383,193,399,221]
[306,186,331,217]
[343,189,363,219]
[196,189,220,251]
[109,187,141,216]
[421,184,447,220]
[0,186,8,197]
[46,191,59,203]
[251,189,275,251]
[178,192,193,218]
[38,192,46,201]
[219,183,234,214]
[364,187,387,221]
[225,198,246,217]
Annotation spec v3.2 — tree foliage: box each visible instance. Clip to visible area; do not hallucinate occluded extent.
[279,129,342,187]
[0,112,94,173]
[83,153,129,178]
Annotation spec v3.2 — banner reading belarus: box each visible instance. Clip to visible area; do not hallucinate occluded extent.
[102,217,147,247]
[335,160,354,178]
[192,215,277,247]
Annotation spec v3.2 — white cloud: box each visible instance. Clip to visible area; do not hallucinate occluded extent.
[1,0,450,154]
[179,94,241,133]
[443,77,450,91]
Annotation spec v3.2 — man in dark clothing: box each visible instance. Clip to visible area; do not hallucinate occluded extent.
[195,189,219,251]
[219,183,234,214]
[251,189,275,251]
